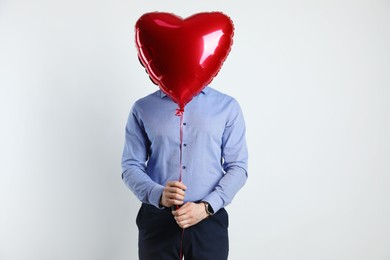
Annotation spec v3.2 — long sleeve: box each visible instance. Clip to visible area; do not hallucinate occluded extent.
[202,99,248,212]
[121,104,164,208]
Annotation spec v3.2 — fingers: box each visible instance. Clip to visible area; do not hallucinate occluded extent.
[173,212,191,229]
[166,183,186,203]
[160,181,187,207]
[167,181,187,191]
[166,187,185,198]
[172,202,196,229]
[166,193,184,206]
[172,202,190,217]
[162,193,183,207]
[167,182,186,201]
[177,220,190,229]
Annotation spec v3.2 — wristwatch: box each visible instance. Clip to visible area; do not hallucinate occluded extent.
[201,201,214,216]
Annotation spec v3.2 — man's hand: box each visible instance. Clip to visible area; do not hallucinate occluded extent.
[172,202,209,229]
[160,181,187,207]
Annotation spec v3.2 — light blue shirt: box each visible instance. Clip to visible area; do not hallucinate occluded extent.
[121,87,248,213]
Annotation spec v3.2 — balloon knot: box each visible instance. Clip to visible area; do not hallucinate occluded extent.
[175,108,184,116]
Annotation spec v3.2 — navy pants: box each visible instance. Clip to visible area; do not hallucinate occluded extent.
[137,203,229,260]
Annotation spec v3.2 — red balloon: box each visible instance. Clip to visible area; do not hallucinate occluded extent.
[135,12,234,111]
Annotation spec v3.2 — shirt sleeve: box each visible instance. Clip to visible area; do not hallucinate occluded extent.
[121,103,164,208]
[202,98,248,213]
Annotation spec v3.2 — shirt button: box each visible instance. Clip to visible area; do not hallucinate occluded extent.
[183,122,187,126]
[183,144,187,147]
[182,166,186,169]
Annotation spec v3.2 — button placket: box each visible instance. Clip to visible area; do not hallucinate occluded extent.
[182,122,187,172]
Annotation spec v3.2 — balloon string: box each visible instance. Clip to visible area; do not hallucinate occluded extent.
[176,107,184,183]
[178,111,183,182]
[176,108,184,260]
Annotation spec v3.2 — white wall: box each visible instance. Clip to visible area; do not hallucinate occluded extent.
[1,0,389,259]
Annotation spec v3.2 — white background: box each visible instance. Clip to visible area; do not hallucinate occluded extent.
[1,0,390,259]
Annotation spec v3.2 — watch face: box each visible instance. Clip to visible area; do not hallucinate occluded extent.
[201,201,214,216]
[204,202,214,215]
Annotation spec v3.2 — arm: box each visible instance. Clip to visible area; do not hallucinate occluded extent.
[121,104,165,208]
[121,104,187,208]
[202,99,248,213]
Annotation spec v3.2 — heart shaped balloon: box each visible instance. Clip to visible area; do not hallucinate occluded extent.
[135,12,234,111]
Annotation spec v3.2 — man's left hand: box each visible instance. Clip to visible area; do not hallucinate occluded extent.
[172,202,209,229]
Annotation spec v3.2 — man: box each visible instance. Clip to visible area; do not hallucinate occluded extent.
[121,86,248,260]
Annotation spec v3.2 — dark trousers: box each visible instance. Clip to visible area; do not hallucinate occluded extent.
[137,203,229,260]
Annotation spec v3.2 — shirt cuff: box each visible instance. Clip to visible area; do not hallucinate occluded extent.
[149,184,165,209]
[202,192,224,213]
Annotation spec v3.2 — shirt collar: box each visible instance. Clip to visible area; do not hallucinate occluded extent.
[159,86,210,98]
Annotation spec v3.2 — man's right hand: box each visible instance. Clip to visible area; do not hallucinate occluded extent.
[160,181,187,207]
